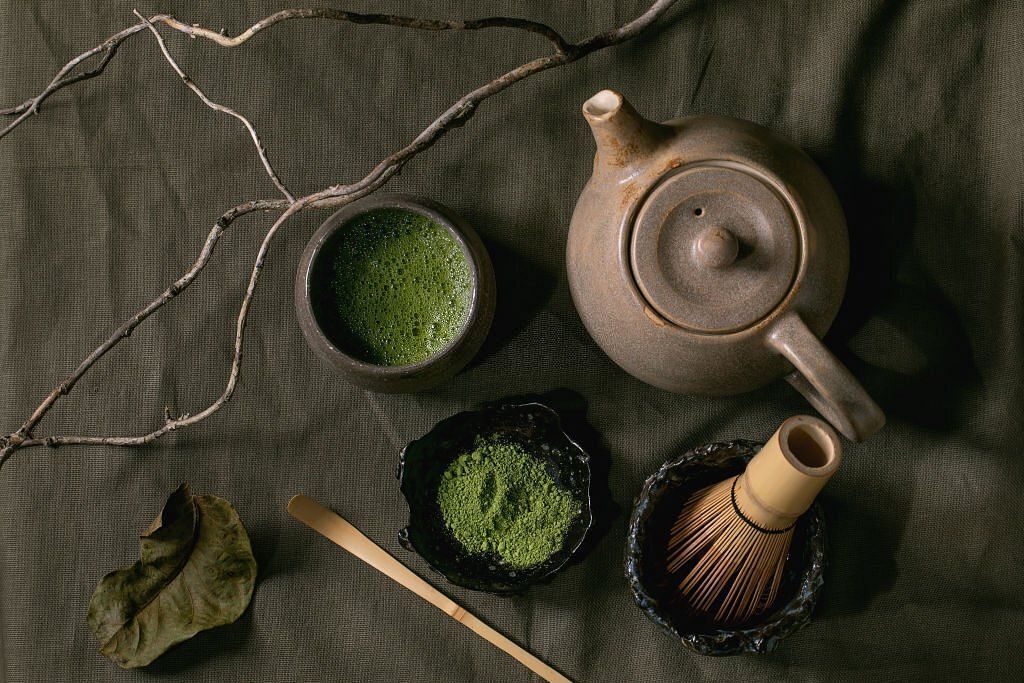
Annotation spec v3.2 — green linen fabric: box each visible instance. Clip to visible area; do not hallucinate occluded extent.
[1,1,1022,681]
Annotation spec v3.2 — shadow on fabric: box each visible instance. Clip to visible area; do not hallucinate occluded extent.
[818,0,980,437]
[801,0,984,623]
[143,607,254,675]
[471,236,556,365]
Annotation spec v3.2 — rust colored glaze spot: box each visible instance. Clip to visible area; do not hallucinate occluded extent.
[621,181,642,209]
[661,158,683,174]
[644,306,668,327]
[605,137,641,168]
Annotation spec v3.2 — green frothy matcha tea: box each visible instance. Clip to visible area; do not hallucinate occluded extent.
[328,208,471,366]
[438,438,579,569]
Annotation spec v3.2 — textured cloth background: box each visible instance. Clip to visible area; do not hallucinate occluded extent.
[1,1,1022,681]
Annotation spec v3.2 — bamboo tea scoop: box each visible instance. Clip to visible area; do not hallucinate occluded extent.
[287,495,571,683]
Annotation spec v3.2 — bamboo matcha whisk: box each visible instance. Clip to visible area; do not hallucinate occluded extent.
[667,415,842,625]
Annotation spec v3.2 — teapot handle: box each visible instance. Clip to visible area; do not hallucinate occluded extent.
[767,312,885,442]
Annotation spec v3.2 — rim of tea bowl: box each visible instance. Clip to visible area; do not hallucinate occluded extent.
[294,194,496,393]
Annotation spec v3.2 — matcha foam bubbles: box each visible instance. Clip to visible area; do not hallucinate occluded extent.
[437,437,580,569]
[326,208,472,366]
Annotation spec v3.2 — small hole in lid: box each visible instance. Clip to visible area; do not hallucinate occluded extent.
[694,208,703,217]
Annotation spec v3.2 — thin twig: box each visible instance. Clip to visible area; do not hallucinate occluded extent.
[0,0,680,466]
[0,8,575,137]
[0,43,121,117]
[0,21,151,140]
[133,10,295,202]
[158,8,572,54]
[4,199,288,452]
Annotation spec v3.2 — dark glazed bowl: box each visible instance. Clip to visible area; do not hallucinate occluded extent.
[625,440,826,655]
[398,401,593,594]
[294,194,496,393]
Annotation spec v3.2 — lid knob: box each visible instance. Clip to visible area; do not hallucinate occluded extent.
[693,226,739,269]
[629,164,799,333]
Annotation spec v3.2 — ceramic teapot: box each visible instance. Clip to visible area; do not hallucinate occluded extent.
[566,90,884,442]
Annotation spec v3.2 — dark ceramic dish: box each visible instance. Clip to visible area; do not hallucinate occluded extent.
[398,401,593,594]
[625,440,826,655]
[294,194,496,393]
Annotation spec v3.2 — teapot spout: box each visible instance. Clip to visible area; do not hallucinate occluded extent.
[583,90,671,170]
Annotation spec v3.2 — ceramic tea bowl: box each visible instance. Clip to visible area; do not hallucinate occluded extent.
[294,194,496,393]
[625,440,826,655]
[398,401,593,594]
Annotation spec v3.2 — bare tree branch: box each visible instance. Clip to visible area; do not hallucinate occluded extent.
[0,1,680,467]
[0,7,577,135]
[133,10,295,202]
[3,199,288,453]
[0,22,149,139]
[157,8,573,54]
[0,43,121,117]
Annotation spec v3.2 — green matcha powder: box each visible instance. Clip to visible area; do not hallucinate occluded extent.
[438,438,579,569]
[329,208,471,366]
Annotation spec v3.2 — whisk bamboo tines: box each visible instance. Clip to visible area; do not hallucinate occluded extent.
[667,415,842,626]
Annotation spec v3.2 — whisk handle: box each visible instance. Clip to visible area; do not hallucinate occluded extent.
[735,415,841,530]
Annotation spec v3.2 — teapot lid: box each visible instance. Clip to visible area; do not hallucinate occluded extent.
[629,163,799,333]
